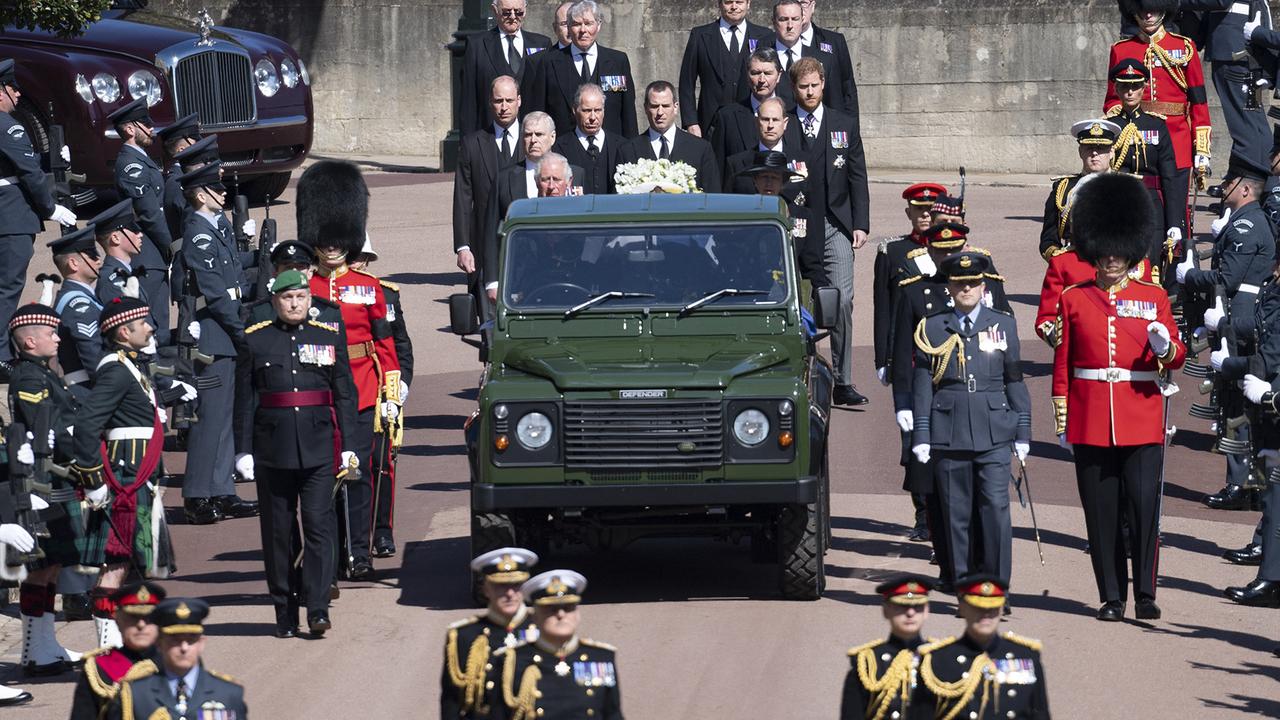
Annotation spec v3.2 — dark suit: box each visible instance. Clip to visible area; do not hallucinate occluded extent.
[487,160,586,284]
[453,124,525,293]
[808,24,859,117]
[745,36,846,114]
[552,131,635,195]
[792,107,869,237]
[527,44,638,137]
[628,128,721,192]
[460,27,553,135]
[678,19,772,131]
[723,141,804,194]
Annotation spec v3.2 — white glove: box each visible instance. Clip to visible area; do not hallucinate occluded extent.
[157,406,168,424]
[1147,321,1172,357]
[85,484,110,510]
[141,337,158,355]
[1175,255,1194,283]
[1203,296,1226,331]
[241,218,257,238]
[60,144,71,164]
[49,204,77,226]
[1194,153,1211,174]
[895,409,913,433]
[398,383,410,405]
[1014,441,1030,462]
[28,494,49,510]
[234,453,255,481]
[1243,373,1272,404]
[340,451,359,471]
[1211,207,1232,237]
[174,381,197,402]
[877,367,889,386]
[1210,338,1230,371]
[381,401,400,421]
[1058,433,1072,452]
[188,321,201,341]
[0,524,35,553]
[15,442,33,466]
[1245,10,1262,41]
[911,444,930,464]
[1166,227,1182,244]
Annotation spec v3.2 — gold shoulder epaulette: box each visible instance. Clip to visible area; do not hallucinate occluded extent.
[1104,105,1122,118]
[379,279,400,292]
[898,274,924,287]
[449,614,483,630]
[1002,631,1043,652]
[906,246,928,259]
[308,320,339,333]
[846,638,885,657]
[245,320,272,334]
[121,659,158,683]
[82,648,117,697]
[208,669,240,685]
[1133,278,1162,288]
[918,636,956,655]
[582,638,617,652]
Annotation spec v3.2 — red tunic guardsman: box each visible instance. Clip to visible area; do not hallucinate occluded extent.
[1105,0,1211,181]
[1051,173,1185,622]
[68,582,164,720]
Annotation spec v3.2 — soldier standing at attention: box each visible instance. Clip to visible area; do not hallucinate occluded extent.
[1054,173,1185,622]
[155,113,201,243]
[48,226,106,400]
[1039,120,1120,260]
[69,582,164,720]
[107,98,173,346]
[489,570,622,720]
[839,573,934,720]
[911,576,1049,719]
[0,58,77,377]
[442,548,541,719]
[910,252,1031,593]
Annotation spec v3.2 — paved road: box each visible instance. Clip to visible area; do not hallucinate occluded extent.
[1,168,1277,718]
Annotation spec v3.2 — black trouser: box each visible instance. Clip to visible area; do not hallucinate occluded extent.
[934,446,1012,583]
[1074,443,1163,603]
[0,233,34,362]
[1212,62,1272,168]
[371,434,396,542]
[1260,474,1280,582]
[336,407,375,564]
[257,464,336,613]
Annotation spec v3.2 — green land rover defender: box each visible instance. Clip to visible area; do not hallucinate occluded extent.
[450,193,837,599]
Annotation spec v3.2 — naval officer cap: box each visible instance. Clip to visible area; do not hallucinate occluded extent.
[1071,118,1121,147]
[471,547,540,585]
[522,569,587,606]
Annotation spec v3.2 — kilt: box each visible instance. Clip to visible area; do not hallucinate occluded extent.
[81,473,173,574]
[30,492,84,570]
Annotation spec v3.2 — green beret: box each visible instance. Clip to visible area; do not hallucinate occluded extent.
[270,269,309,295]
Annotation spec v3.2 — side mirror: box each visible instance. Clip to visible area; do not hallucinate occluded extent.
[449,293,479,335]
[813,286,840,330]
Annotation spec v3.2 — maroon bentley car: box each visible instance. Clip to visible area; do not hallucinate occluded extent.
[0,1,313,201]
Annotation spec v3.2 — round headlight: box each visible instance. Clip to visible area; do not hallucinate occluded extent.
[92,73,121,103]
[493,404,509,420]
[515,412,553,450]
[279,57,299,89]
[127,70,163,107]
[254,58,280,97]
[733,409,770,446]
[778,400,793,417]
[75,74,93,103]
[297,58,310,86]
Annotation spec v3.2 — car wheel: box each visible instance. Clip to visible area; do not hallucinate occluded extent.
[11,101,49,155]
[239,171,292,204]
[777,503,824,600]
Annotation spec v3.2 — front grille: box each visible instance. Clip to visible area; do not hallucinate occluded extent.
[564,400,723,468]
[172,50,256,127]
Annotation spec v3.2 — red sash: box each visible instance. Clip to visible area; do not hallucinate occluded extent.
[99,413,164,558]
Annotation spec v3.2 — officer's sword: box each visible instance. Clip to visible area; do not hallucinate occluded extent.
[1016,459,1045,566]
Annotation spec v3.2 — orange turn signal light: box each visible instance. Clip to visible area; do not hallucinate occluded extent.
[495,435,510,452]
[778,431,794,448]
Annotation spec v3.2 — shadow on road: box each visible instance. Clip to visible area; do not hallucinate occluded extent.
[404,414,468,430]
[385,271,464,287]
[400,443,467,457]
[1198,695,1280,717]
[1146,620,1280,655]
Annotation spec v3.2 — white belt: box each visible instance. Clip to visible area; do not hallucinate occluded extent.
[106,427,154,441]
[1239,283,1261,294]
[1230,2,1250,14]
[64,369,90,385]
[0,176,18,187]
[1073,368,1159,383]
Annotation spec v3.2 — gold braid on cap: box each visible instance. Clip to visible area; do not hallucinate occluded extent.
[920,652,997,720]
[913,318,965,386]
[856,647,915,720]
[445,629,491,714]
[502,652,542,720]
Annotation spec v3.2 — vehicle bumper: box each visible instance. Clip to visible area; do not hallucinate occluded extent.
[472,477,817,510]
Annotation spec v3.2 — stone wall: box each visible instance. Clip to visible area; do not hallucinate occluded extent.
[151,0,1256,173]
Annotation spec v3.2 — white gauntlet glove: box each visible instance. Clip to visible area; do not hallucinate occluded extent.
[85,485,110,510]
[234,453,255,481]
[1243,374,1272,404]
[0,524,35,553]
[911,444,930,464]
[1014,441,1030,462]
[895,410,913,433]
[1146,321,1172,357]
[49,204,76,226]
[1210,338,1230,372]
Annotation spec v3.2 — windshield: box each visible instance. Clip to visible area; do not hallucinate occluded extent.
[502,223,790,310]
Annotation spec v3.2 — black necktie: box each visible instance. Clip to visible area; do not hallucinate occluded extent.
[506,34,522,74]
[729,25,740,56]
[586,134,599,159]
[579,53,591,81]
[175,678,189,717]
[500,128,511,160]
[784,48,794,70]
[658,134,670,159]
[963,317,973,335]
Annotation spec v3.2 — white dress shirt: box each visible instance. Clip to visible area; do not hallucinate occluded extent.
[494,120,520,158]
[718,18,744,51]
[799,25,814,47]
[501,29,525,60]
[757,139,784,153]
[774,39,802,69]
[523,159,538,198]
[648,127,678,158]
[796,104,824,138]
[573,44,597,77]
[576,128,605,152]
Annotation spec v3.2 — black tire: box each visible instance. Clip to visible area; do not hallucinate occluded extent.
[12,101,49,154]
[469,511,516,606]
[778,503,824,600]
[239,171,291,204]
[820,442,832,548]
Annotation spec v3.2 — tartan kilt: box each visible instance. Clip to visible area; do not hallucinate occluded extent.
[29,494,84,570]
[81,481,162,571]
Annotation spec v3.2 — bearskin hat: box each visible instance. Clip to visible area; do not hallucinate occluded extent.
[296,160,369,260]
[1072,173,1155,268]
[1119,0,1179,20]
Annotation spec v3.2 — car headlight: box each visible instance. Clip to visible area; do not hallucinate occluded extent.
[279,57,299,89]
[297,58,310,86]
[92,73,121,103]
[515,412,553,450]
[127,70,163,107]
[732,408,770,446]
[254,58,280,97]
[75,74,93,103]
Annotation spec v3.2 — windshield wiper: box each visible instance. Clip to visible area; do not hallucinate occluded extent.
[679,288,768,316]
[563,291,655,319]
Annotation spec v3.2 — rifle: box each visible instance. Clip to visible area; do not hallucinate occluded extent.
[253,203,277,303]
[43,102,93,228]
[154,287,220,429]
[231,178,263,303]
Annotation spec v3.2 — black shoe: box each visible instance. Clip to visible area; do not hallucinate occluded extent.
[833,384,870,407]
[1135,598,1161,620]
[1203,485,1260,511]
[1002,601,1012,617]
[22,659,70,677]
[61,592,94,621]
[329,583,341,601]
[0,689,32,707]
[183,498,222,525]
[928,550,938,565]
[1096,600,1125,621]
[215,495,259,519]
[1225,578,1280,607]
[307,610,332,636]
[935,579,954,594]
[274,605,299,639]
[908,523,931,543]
[346,557,373,581]
[372,536,397,558]
[1223,543,1263,566]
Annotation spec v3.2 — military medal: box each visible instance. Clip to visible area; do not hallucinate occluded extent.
[555,660,571,677]
[504,632,518,648]
[829,131,849,149]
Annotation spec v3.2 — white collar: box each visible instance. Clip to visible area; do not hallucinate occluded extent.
[494,120,519,140]
[750,94,775,112]
[798,104,824,124]
[718,18,741,34]
[775,38,801,54]
[525,158,539,171]
[648,126,678,145]
[502,28,524,41]
[576,128,604,146]
[759,139,784,152]
[800,25,814,46]
[196,209,221,225]
[573,43,597,59]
